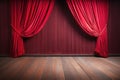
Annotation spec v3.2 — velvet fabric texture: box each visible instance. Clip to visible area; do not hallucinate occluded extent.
[66,0,108,57]
[11,0,55,57]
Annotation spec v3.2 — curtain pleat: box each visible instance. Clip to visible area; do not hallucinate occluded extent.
[66,0,109,57]
[11,0,55,57]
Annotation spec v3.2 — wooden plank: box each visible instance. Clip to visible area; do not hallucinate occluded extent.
[61,57,90,80]
[107,57,120,66]
[85,57,120,80]
[31,57,48,80]
[74,57,111,80]
[19,57,47,80]
[0,57,31,80]
[41,57,65,80]
[51,57,65,80]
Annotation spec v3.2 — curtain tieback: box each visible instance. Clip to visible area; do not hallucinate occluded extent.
[11,24,22,37]
[99,24,107,36]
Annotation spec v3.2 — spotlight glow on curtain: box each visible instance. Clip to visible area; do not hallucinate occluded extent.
[11,0,54,57]
[66,0,109,57]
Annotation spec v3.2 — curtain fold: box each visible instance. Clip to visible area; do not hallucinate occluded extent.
[11,0,54,57]
[66,0,108,57]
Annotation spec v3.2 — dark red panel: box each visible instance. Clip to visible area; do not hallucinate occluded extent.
[108,0,120,54]
[0,0,11,55]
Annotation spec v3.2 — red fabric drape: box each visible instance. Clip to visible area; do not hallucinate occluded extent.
[11,0,54,57]
[66,0,109,57]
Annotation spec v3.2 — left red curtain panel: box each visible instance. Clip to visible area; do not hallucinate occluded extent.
[10,0,55,57]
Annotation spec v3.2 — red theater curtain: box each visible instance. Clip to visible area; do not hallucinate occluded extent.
[11,0,54,57]
[66,0,109,57]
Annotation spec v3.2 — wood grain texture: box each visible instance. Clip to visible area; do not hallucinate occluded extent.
[0,57,120,80]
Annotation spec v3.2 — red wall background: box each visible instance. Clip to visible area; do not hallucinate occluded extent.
[108,0,120,54]
[0,0,11,56]
[0,0,120,56]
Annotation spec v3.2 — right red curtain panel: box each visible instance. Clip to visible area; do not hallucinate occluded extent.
[66,0,109,57]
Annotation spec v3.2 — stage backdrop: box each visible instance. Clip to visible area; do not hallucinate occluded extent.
[0,0,120,56]
[24,0,96,55]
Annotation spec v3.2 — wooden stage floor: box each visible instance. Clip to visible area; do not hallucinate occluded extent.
[0,57,120,80]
